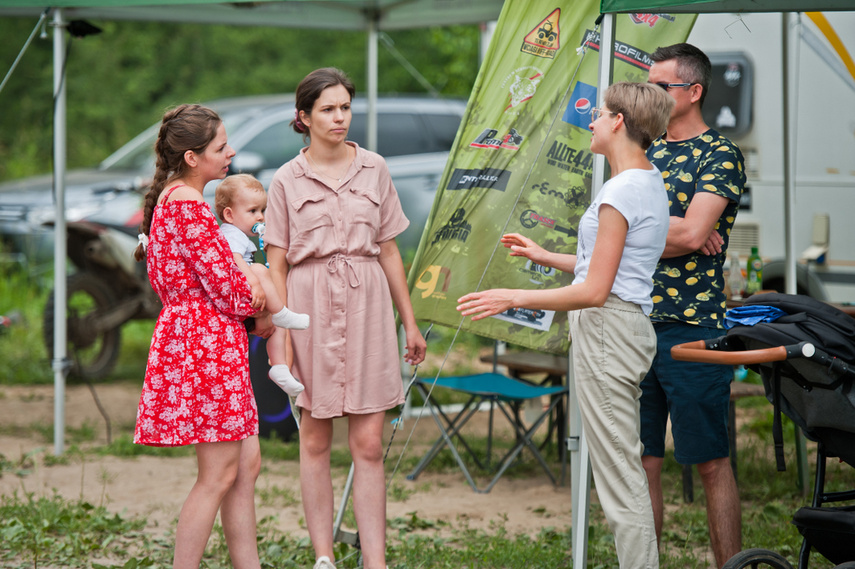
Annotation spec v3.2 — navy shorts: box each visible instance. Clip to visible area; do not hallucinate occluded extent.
[640,322,732,464]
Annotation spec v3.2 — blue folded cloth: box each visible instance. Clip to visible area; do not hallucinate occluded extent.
[724,304,788,329]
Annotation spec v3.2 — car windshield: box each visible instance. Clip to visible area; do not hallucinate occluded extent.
[98,106,270,173]
[95,96,464,174]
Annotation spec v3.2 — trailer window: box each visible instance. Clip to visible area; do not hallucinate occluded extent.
[703,52,754,139]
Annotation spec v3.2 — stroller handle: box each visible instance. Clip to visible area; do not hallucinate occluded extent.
[671,339,816,365]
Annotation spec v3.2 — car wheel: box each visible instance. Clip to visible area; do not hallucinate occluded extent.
[43,272,121,380]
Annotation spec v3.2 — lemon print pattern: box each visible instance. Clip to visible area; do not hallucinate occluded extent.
[646,129,746,328]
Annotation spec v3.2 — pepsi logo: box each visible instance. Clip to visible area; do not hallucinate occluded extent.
[575,98,592,115]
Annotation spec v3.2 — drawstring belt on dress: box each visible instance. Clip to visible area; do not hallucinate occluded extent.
[303,253,373,288]
[301,254,373,316]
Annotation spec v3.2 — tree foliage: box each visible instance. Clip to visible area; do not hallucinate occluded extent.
[0,17,480,182]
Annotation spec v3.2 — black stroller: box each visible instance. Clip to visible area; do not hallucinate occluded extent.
[672,293,855,569]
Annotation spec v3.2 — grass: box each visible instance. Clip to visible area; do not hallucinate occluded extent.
[0,488,582,568]
[0,263,52,383]
[93,434,194,458]
[0,490,149,569]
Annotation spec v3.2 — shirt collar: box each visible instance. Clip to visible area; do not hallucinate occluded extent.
[293,141,374,179]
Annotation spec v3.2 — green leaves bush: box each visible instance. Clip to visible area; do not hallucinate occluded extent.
[0,491,147,568]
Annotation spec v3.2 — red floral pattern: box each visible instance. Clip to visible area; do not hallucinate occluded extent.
[134,199,258,446]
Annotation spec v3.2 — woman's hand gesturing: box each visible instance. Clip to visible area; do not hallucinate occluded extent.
[457,289,516,321]
[501,233,549,265]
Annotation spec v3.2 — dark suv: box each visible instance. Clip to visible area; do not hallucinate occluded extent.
[0,94,466,269]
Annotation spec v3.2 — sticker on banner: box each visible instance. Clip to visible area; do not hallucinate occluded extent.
[415,265,451,300]
[501,66,544,112]
[492,307,556,332]
[562,81,597,130]
[521,8,561,59]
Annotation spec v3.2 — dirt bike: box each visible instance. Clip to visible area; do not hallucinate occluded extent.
[43,220,161,379]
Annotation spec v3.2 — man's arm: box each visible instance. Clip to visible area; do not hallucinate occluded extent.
[662,192,730,258]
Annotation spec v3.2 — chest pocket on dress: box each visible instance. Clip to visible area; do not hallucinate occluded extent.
[291,192,332,236]
[348,187,381,229]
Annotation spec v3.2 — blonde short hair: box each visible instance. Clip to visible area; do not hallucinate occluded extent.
[604,82,674,150]
[214,173,265,221]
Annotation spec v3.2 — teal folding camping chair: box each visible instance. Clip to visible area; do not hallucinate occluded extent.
[407,371,569,493]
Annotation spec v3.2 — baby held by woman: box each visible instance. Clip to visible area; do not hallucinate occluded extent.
[215,173,309,397]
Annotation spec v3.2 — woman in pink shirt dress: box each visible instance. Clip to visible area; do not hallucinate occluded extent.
[133,104,270,569]
[264,68,427,569]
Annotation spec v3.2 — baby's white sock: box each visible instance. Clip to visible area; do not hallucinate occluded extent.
[272,307,309,330]
[269,364,304,397]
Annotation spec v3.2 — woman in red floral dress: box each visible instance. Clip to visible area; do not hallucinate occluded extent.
[132,104,270,569]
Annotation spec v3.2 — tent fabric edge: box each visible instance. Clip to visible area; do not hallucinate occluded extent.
[600,0,855,13]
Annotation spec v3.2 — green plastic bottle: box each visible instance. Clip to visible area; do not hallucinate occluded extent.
[746,246,763,295]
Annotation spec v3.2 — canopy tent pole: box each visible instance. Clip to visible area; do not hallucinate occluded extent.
[782,11,812,493]
[567,348,591,569]
[51,7,69,456]
[782,12,799,296]
[570,12,619,569]
[591,14,614,195]
[367,14,378,152]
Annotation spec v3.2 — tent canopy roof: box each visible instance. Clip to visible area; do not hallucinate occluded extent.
[0,0,503,30]
[6,1,853,27]
[601,0,855,13]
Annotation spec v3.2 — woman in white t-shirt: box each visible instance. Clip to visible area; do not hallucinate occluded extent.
[458,82,674,569]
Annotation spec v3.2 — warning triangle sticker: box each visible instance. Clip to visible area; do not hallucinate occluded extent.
[521,8,560,59]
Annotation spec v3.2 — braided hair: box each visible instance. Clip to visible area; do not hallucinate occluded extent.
[134,104,221,261]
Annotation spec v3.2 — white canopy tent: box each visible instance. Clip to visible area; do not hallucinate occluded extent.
[0,0,503,455]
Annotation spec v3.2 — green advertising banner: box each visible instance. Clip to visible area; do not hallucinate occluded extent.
[408,1,696,355]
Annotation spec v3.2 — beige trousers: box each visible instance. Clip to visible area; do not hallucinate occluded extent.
[569,294,658,569]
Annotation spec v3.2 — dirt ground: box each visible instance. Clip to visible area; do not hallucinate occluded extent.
[0,381,577,543]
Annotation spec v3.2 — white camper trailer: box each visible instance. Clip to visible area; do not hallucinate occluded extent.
[687,11,855,303]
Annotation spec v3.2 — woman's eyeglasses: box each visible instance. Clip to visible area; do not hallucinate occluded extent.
[591,107,617,122]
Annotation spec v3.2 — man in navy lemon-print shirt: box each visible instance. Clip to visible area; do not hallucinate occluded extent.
[641,43,746,569]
